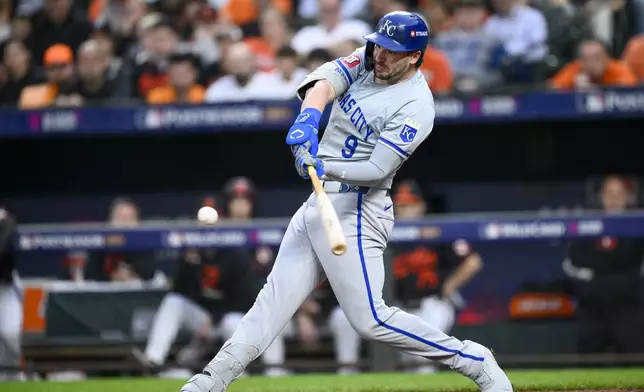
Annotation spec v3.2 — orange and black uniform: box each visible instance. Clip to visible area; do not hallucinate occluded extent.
[84,251,158,281]
[566,237,644,353]
[172,249,256,321]
[392,241,471,306]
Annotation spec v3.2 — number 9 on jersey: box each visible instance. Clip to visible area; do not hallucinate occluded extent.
[342,135,358,158]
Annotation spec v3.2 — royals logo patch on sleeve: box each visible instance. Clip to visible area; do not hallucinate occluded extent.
[399,119,420,143]
[341,53,361,68]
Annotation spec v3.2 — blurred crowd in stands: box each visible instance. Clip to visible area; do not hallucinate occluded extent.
[0,0,644,108]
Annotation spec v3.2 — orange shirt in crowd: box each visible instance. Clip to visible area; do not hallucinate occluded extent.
[622,35,644,82]
[420,46,453,94]
[138,73,170,98]
[550,60,637,90]
[19,84,58,108]
[89,0,105,23]
[146,85,205,105]
[244,37,276,72]
[221,0,291,27]
[20,44,74,108]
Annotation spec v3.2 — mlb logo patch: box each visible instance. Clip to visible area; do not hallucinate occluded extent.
[400,119,420,143]
[341,54,361,68]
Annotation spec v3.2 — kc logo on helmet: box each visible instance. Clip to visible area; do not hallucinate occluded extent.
[379,19,396,37]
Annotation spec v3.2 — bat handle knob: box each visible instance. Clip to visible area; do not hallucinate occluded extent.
[332,244,347,255]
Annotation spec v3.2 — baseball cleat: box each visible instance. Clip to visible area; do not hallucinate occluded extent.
[471,346,513,392]
[130,347,159,377]
[180,372,225,392]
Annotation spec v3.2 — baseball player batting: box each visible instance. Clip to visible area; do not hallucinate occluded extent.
[181,11,512,392]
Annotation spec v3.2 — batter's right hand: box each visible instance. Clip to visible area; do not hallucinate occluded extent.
[295,151,324,179]
[286,108,321,157]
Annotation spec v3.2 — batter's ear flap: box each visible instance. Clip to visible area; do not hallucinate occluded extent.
[365,42,375,71]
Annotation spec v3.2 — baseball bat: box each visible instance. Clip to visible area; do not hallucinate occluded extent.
[308,166,347,255]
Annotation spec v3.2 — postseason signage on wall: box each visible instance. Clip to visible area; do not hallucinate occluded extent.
[15,211,644,252]
[1,88,644,138]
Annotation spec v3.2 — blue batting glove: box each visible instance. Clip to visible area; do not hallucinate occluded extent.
[295,152,325,179]
[286,108,322,157]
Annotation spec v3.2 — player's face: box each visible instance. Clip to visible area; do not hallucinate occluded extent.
[277,55,298,77]
[373,45,418,84]
[580,42,607,79]
[109,203,140,227]
[601,178,630,213]
[228,197,253,220]
[394,202,425,219]
[169,61,197,90]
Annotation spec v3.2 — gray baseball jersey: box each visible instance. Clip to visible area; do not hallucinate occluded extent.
[186,48,490,392]
[297,46,435,189]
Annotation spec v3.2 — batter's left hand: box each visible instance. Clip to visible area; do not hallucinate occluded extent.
[286,108,321,157]
[295,152,325,179]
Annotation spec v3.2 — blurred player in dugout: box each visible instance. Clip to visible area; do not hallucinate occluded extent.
[302,181,483,374]
[563,175,644,354]
[67,197,166,284]
[391,181,483,373]
[136,177,290,378]
[0,208,24,381]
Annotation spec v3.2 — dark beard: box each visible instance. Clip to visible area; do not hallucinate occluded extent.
[375,63,412,83]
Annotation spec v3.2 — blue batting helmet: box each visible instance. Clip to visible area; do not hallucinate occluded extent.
[364,11,429,53]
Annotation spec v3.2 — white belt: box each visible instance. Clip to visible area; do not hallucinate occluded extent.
[321,181,369,193]
[321,181,390,195]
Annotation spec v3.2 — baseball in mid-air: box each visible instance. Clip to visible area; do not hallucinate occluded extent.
[197,206,219,224]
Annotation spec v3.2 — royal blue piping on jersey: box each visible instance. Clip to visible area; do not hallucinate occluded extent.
[334,60,354,85]
[355,192,485,362]
[377,137,409,158]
